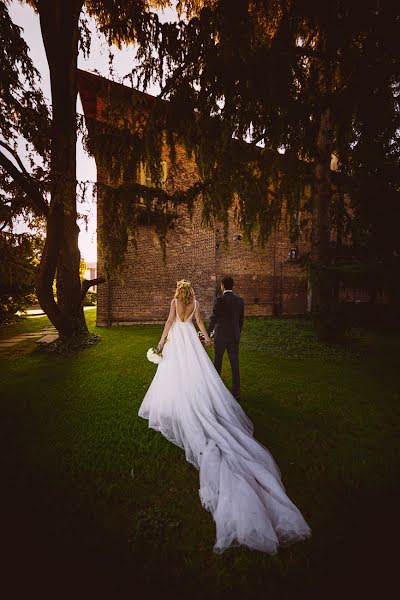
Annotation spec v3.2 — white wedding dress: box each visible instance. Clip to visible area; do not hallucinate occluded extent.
[138,299,311,554]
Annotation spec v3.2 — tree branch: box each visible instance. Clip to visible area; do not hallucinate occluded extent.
[0,143,49,216]
[0,140,32,177]
[98,179,208,206]
[80,276,105,302]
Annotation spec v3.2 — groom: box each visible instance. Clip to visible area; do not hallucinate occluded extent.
[207,276,244,401]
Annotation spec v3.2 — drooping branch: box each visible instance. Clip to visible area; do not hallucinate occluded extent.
[116,179,208,206]
[0,141,49,216]
[0,140,30,176]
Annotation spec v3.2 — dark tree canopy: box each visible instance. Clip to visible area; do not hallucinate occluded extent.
[83,0,400,307]
[131,0,400,306]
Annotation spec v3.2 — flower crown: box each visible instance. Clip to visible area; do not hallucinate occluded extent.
[176,280,192,288]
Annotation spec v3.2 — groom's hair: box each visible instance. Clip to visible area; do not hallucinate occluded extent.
[221,276,234,290]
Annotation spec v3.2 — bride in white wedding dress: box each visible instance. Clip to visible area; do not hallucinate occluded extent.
[138,280,311,554]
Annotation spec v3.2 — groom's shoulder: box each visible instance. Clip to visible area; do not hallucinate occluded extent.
[233,292,244,304]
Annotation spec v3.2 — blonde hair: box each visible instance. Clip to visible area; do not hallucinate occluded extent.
[175,280,195,305]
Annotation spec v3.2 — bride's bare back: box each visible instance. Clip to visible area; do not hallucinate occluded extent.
[157,281,210,350]
[175,298,196,322]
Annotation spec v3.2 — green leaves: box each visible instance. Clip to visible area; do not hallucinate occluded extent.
[0,231,43,323]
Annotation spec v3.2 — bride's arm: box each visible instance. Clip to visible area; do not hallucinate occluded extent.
[194,302,212,346]
[157,299,175,351]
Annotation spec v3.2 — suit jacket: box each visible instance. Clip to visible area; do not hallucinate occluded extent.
[207,291,244,343]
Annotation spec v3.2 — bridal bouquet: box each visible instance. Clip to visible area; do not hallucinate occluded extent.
[146,347,163,364]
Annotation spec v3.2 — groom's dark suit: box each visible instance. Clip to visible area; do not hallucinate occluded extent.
[207,290,244,400]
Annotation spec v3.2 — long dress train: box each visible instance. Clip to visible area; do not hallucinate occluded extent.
[138,300,311,554]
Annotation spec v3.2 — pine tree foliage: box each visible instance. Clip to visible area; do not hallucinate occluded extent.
[125,0,400,304]
[0,1,50,231]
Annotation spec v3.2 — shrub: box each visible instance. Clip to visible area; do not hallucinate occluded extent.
[0,233,41,324]
[313,302,355,342]
[83,291,97,306]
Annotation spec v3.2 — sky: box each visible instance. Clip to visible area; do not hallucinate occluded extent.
[9,1,177,263]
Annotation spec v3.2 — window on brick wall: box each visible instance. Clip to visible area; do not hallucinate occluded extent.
[288,210,301,242]
[138,161,168,208]
[139,161,167,190]
[288,246,299,261]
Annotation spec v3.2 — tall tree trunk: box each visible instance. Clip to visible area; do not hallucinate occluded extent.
[36,0,86,340]
[310,36,334,312]
[333,189,344,302]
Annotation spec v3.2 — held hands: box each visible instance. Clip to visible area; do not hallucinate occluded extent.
[157,340,165,353]
[197,330,213,347]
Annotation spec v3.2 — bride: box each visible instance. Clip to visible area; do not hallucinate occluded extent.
[138,280,311,554]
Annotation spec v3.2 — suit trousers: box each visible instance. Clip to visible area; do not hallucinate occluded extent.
[213,335,240,400]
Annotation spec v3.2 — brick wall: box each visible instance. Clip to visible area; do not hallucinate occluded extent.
[95,143,310,325]
[82,70,311,325]
[96,144,218,325]
[215,211,308,316]
[77,70,381,325]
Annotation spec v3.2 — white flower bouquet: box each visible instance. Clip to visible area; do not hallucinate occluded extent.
[146,347,163,364]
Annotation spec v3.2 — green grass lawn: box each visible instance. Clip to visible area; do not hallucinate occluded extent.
[1,311,399,598]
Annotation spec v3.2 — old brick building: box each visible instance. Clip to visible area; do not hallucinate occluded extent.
[78,70,311,325]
